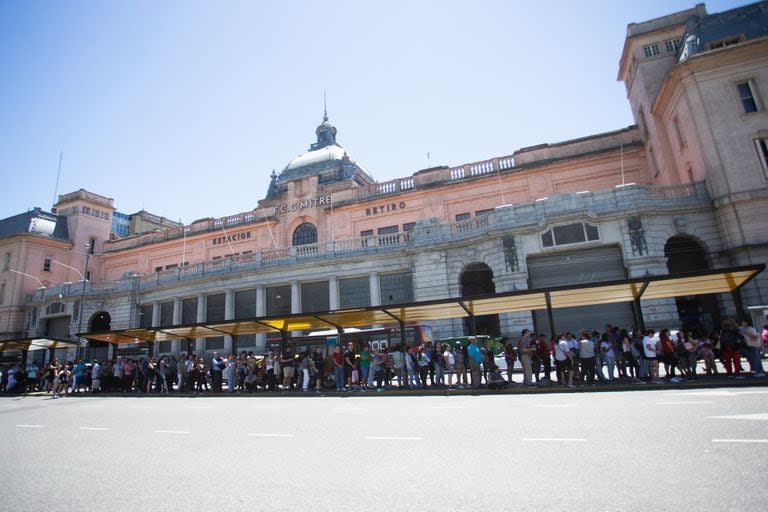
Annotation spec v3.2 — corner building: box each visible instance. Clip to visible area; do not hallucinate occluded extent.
[4,2,768,359]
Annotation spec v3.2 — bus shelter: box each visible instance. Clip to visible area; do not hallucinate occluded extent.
[80,264,764,353]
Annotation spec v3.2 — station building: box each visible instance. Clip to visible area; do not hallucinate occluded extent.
[2,2,768,360]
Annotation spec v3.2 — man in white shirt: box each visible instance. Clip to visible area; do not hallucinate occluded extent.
[740,320,765,377]
[643,330,661,383]
[554,334,574,388]
[91,361,101,393]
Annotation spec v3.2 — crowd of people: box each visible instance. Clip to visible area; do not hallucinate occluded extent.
[2,319,766,396]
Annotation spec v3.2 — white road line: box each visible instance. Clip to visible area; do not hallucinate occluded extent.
[153,430,191,435]
[656,401,713,405]
[79,405,105,408]
[521,437,587,442]
[428,406,465,410]
[536,403,577,407]
[247,433,294,438]
[706,413,768,421]
[185,406,213,410]
[365,436,423,441]
[16,424,43,429]
[80,427,110,431]
[712,439,768,444]
[133,405,159,409]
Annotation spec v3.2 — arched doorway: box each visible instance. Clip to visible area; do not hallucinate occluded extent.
[460,263,499,335]
[664,236,718,333]
[90,311,111,331]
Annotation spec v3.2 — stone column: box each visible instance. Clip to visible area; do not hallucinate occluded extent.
[172,297,182,356]
[369,272,381,307]
[224,289,234,354]
[151,303,160,358]
[256,285,266,352]
[291,280,301,337]
[329,276,339,310]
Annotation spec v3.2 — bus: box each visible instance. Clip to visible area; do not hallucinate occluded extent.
[267,324,434,354]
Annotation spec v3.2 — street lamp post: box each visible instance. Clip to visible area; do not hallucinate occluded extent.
[75,245,91,361]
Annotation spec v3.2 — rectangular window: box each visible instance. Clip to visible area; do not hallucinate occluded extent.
[475,209,494,217]
[737,81,759,113]
[664,39,679,53]
[339,276,370,309]
[235,289,258,319]
[139,304,153,329]
[301,281,330,313]
[755,137,768,176]
[154,266,163,272]
[0,282,6,304]
[165,264,178,270]
[403,222,416,232]
[159,301,174,327]
[181,297,198,324]
[88,238,96,254]
[553,224,586,245]
[2,252,10,271]
[266,285,291,316]
[43,257,51,272]
[455,213,471,222]
[85,270,92,281]
[205,337,225,351]
[642,43,660,58]
[206,293,226,322]
[379,272,413,305]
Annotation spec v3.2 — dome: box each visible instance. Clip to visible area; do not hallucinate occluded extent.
[284,144,347,171]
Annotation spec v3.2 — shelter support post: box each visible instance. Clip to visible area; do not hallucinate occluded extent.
[632,298,646,333]
[232,335,238,355]
[732,290,745,323]
[111,343,119,360]
[48,347,55,366]
[544,292,556,340]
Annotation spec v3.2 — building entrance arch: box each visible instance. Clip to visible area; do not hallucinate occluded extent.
[90,311,111,332]
[460,263,499,335]
[664,235,718,332]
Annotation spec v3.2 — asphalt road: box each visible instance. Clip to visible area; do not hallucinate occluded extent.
[1,388,767,512]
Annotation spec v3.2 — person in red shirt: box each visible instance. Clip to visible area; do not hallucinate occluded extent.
[332,345,345,392]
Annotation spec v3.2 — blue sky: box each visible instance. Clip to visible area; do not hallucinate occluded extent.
[0,0,750,223]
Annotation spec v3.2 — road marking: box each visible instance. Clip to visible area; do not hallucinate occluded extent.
[706,413,768,421]
[712,439,768,444]
[133,405,159,409]
[185,406,213,410]
[536,403,577,407]
[79,405,105,408]
[656,401,713,405]
[16,424,43,429]
[521,437,587,442]
[247,433,294,438]
[153,430,191,435]
[670,390,768,397]
[365,436,423,441]
[428,406,465,410]
[80,427,110,431]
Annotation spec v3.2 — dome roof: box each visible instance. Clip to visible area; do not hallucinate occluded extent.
[284,144,347,171]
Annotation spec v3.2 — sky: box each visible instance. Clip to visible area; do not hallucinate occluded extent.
[0,0,752,224]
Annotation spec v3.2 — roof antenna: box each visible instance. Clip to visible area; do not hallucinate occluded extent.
[323,89,328,122]
[52,151,63,211]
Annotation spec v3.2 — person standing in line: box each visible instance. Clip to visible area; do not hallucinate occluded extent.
[554,334,574,388]
[502,337,516,384]
[740,320,765,377]
[312,347,325,391]
[332,345,345,391]
[225,354,237,393]
[517,329,534,386]
[443,343,455,388]
[90,360,101,393]
[358,345,372,390]
[537,334,552,382]
[578,332,597,384]
[25,362,39,392]
[382,347,393,387]
[600,334,616,381]
[343,342,356,390]
[390,345,405,388]
[177,354,187,392]
[417,346,431,388]
[210,352,225,392]
[467,337,483,389]
[643,329,661,383]
[719,320,743,378]
[405,347,419,388]
[280,346,296,391]
[454,343,467,389]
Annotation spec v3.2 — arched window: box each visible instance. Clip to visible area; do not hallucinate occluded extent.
[292,223,317,246]
[45,301,66,315]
